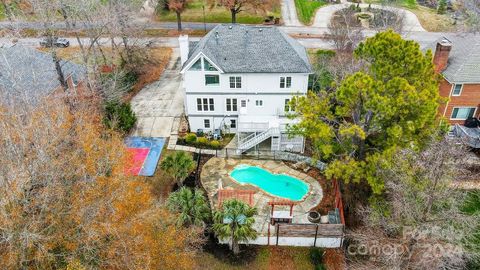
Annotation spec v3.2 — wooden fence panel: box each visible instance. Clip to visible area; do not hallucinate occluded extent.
[276,223,344,237]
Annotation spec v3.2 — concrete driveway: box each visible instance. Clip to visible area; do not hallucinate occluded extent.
[130,48,184,138]
[282,0,302,26]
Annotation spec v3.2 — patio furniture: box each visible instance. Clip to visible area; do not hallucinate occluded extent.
[320,215,329,224]
[213,129,222,140]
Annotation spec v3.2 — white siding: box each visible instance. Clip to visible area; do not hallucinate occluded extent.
[182,58,310,152]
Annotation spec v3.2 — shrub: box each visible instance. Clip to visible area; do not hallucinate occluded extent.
[310,248,326,270]
[437,0,447,14]
[103,102,137,133]
[122,71,139,92]
[210,140,221,149]
[185,133,197,144]
[196,137,208,146]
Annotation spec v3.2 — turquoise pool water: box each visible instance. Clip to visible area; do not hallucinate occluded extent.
[229,165,309,201]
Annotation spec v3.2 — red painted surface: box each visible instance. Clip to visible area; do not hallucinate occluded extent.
[125,148,150,176]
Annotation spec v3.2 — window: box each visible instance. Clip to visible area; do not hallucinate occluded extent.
[451,107,476,119]
[196,98,215,111]
[204,119,210,128]
[205,75,219,86]
[230,119,236,128]
[203,59,217,71]
[241,100,247,108]
[285,99,294,112]
[280,76,292,88]
[452,84,463,96]
[226,98,238,112]
[255,100,263,107]
[229,76,241,88]
[190,58,202,70]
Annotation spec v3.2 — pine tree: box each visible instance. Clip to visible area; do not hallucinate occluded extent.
[290,30,444,194]
[438,0,447,14]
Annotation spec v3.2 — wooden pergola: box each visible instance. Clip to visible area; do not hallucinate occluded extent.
[217,189,256,207]
[267,200,297,245]
[268,200,297,216]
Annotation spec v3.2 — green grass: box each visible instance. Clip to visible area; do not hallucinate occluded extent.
[363,0,457,32]
[157,0,280,24]
[294,0,327,25]
[463,190,480,268]
[0,4,6,20]
[366,0,417,9]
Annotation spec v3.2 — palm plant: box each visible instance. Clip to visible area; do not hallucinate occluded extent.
[167,187,211,227]
[160,151,195,187]
[213,199,258,254]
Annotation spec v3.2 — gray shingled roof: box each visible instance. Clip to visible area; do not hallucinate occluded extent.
[183,24,312,73]
[427,34,480,84]
[0,45,86,104]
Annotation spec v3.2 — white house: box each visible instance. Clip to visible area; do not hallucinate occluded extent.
[179,24,312,153]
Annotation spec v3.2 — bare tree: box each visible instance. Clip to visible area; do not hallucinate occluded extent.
[328,7,364,52]
[347,138,480,270]
[458,0,480,33]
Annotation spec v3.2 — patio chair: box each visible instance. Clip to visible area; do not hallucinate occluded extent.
[213,129,222,140]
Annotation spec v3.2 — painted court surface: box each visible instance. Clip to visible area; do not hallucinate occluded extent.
[125,137,165,176]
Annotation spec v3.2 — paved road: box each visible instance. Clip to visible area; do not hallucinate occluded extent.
[281,0,302,26]
[0,30,452,50]
[130,48,184,137]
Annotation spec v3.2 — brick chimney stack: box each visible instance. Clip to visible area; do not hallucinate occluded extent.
[433,38,452,73]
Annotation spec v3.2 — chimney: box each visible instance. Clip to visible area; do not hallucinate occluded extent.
[433,38,452,73]
[178,35,189,66]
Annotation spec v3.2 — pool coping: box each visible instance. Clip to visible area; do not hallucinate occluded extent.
[228,163,312,203]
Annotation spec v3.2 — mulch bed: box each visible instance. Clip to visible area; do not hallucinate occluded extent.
[284,161,335,214]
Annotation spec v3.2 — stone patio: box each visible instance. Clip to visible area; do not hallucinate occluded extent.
[201,157,323,236]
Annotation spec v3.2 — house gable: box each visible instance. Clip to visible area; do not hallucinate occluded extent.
[181,52,223,74]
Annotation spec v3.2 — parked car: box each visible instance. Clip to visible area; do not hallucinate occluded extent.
[39,37,70,48]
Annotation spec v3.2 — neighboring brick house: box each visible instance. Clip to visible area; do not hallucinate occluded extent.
[430,35,480,125]
[0,44,87,105]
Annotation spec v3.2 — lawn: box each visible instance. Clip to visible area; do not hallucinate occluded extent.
[0,4,5,20]
[366,0,457,32]
[294,0,327,25]
[463,190,480,268]
[406,5,456,32]
[156,0,281,24]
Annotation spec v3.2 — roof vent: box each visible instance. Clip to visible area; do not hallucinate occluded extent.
[259,28,262,32]
[215,31,219,39]
[228,25,232,29]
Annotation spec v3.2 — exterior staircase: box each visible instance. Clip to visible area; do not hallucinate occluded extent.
[237,127,280,153]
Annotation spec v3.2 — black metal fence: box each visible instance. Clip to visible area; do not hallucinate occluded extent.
[196,147,326,170]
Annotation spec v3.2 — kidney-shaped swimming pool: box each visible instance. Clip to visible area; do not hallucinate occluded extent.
[229,165,309,201]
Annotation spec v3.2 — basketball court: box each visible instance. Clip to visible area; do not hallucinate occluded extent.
[125,137,165,176]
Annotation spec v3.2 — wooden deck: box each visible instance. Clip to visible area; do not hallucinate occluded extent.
[452,124,480,148]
